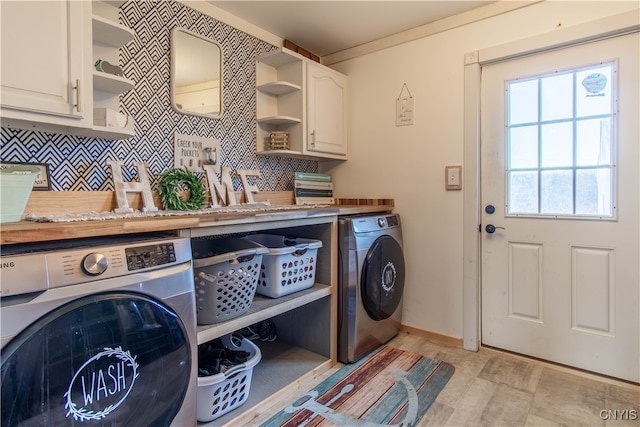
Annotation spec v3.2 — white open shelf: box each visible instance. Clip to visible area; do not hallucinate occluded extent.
[93,71,134,94]
[92,15,134,47]
[256,115,302,126]
[257,81,301,96]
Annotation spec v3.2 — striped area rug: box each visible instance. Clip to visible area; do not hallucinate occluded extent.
[261,346,455,427]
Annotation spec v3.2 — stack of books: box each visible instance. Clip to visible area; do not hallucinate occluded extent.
[294,172,335,205]
[269,131,289,150]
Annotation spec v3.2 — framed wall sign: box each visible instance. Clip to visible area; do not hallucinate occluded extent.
[0,162,51,190]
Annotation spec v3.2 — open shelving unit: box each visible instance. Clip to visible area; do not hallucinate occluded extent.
[183,216,338,426]
[255,48,348,161]
[90,1,135,139]
[255,49,305,159]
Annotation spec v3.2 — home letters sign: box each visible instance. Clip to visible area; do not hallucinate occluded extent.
[109,162,263,212]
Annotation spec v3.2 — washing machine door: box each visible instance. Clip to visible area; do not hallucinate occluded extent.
[361,235,405,321]
[1,292,191,427]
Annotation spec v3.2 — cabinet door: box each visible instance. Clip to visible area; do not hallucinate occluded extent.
[0,1,88,124]
[306,62,347,156]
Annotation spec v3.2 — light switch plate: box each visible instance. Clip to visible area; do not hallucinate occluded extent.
[445,165,462,190]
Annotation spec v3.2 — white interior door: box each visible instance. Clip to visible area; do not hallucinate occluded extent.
[481,33,639,382]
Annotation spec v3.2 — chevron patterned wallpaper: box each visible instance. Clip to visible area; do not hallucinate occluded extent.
[0,0,317,191]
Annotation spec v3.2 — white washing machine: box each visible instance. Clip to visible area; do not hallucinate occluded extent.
[0,233,198,426]
[338,214,405,363]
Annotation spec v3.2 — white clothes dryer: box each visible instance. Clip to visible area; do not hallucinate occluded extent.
[338,214,405,363]
[0,233,198,426]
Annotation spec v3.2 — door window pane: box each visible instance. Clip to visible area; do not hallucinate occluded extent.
[505,62,615,218]
[509,126,538,168]
[576,118,611,166]
[509,79,538,124]
[541,170,573,214]
[509,171,538,214]
[541,73,573,121]
[576,66,612,117]
[576,168,612,216]
[541,122,573,167]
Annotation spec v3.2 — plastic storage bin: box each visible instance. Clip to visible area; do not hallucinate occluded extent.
[191,237,269,324]
[0,165,39,223]
[244,234,323,298]
[197,334,262,422]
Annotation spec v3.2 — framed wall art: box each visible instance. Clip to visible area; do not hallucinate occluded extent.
[0,162,51,190]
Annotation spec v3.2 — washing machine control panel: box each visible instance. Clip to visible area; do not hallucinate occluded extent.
[352,214,401,233]
[0,237,191,296]
[125,242,177,271]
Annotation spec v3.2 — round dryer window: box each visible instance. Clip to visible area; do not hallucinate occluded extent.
[361,235,405,321]
[0,292,191,426]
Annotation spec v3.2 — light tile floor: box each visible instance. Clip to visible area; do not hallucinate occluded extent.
[388,333,640,427]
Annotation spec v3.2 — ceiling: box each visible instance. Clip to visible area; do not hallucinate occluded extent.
[208,1,495,57]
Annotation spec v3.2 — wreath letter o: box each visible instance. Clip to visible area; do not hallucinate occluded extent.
[158,168,206,210]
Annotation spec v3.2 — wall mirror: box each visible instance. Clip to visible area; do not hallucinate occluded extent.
[171,28,223,118]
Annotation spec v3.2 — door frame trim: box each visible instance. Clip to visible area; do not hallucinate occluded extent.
[462,9,640,351]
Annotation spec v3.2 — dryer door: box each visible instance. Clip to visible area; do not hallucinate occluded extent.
[1,292,191,426]
[361,235,405,321]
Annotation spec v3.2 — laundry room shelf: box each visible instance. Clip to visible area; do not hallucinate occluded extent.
[256,81,301,96]
[199,340,331,426]
[196,282,331,344]
[186,215,336,425]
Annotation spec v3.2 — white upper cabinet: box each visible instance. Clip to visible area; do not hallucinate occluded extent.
[306,61,347,156]
[256,48,347,161]
[0,1,91,128]
[0,0,135,140]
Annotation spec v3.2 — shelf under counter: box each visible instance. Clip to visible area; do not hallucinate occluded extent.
[198,340,332,426]
[196,284,335,426]
[196,283,332,345]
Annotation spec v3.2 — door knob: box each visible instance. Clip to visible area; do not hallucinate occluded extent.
[485,204,495,214]
[485,224,505,234]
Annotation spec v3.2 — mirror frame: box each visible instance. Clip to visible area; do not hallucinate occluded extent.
[171,28,223,119]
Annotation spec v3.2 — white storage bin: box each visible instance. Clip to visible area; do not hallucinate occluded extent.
[197,335,261,422]
[191,237,269,324]
[244,234,323,298]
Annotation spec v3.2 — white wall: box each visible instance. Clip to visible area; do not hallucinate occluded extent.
[322,1,639,339]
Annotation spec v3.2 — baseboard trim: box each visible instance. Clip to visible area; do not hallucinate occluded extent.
[399,325,464,348]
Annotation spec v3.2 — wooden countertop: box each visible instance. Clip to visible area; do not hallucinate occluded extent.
[0,191,393,245]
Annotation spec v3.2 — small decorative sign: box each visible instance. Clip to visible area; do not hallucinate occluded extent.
[174,133,221,173]
[0,162,51,190]
[581,73,607,97]
[396,83,414,126]
[64,347,139,422]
